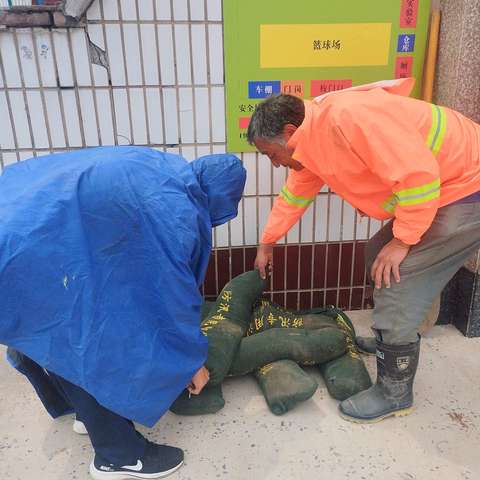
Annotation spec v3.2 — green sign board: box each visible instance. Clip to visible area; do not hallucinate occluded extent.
[224,0,431,152]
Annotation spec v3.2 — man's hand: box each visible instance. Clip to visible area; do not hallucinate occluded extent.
[371,238,410,289]
[187,366,210,395]
[254,244,274,279]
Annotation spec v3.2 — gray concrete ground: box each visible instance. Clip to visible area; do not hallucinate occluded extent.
[1,310,479,480]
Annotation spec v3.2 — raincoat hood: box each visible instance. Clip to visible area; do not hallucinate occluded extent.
[191,154,246,227]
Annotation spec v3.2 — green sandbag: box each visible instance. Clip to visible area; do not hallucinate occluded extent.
[319,354,372,401]
[249,300,343,334]
[255,360,318,415]
[250,300,372,400]
[170,384,225,416]
[229,327,346,376]
[202,270,268,385]
[318,309,372,400]
[200,301,216,321]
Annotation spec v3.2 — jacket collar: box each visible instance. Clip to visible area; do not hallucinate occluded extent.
[287,100,313,164]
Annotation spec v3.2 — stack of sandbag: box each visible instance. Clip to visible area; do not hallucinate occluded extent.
[170,271,371,416]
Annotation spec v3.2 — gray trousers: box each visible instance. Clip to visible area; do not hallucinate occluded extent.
[366,201,480,344]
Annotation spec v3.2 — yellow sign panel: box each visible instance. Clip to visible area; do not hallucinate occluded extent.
[260,23,392,68]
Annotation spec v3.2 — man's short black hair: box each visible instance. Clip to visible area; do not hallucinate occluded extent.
[247,94,305,145]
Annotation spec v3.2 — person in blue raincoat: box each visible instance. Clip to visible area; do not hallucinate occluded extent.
[0,146,246,480]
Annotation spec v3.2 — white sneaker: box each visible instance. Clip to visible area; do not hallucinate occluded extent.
[73,419,88,435]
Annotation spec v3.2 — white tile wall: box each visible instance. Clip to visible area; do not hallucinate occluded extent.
[0,32,22,87]
[122,24,143,85]
[0,55,4,88]
[35,32,57,88]
[191,24,207,84]
[138,0,154,21]
[102,1,119,21]
[243,197,258,246]
[119,0,138,21]
[190,0,206,21]
[300,202,314,243]
[44,91,67,147]
[207,24,223,84]
[155,0,171,20]
[178,87,195,143]
[9,91,32,148]
[229,201,244,246]
[161,88,179,145]
[105,24,126,85]
[86,0,102,20]
[0,0,374,248]
[112,88,132,144]
[314,195,329,242]
[172,0,189,21]
[145,88,164,144]
[129,88,148,145]
[70,29,93,86]
[242,153,256,196]
[257,154,272,195]
[61,90,83,147]
[78,89,100,146]
[173,24,192,85]
[0,92,15,149]
[140,24,160,85]
[206,0,222,21]
[26,90,49,149]
[194,87,210,143]
[95,89,116,145]
[214,221,229,248]
[16,31,39,88]
[18,150,34,161]
[157,25,175,85]
[2,152,19,166]
[210,86,225,142]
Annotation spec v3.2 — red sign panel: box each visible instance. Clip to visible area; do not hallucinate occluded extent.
[400,0,419,28]
[395,56,413,78]
[281,80,305,98]
[310,79,352,97]
[239,117,251,129]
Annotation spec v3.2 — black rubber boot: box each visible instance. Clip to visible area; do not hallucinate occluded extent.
[339,337,420,423]
[355,336,376,355]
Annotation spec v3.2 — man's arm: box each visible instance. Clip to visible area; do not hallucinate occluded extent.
[256,167,323,278]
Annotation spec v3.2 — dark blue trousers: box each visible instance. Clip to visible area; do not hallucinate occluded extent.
[8,349,147,464]
[48,372,147,465]
[48,372,147,466]
[42,372,146,466]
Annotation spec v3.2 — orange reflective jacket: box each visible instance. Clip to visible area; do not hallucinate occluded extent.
[262,79,480,245]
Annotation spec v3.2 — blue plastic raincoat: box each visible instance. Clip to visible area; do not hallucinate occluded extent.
[0,146,246,427]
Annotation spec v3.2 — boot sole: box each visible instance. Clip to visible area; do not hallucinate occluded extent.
[339,406,413,424]
[89,460,183,480]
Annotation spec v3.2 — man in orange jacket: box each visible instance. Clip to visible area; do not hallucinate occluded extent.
[248,78,480,423]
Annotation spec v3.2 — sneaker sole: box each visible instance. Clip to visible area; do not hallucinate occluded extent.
[89,460,183,480]
[73,420,89,435]
[339,406,413,424]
